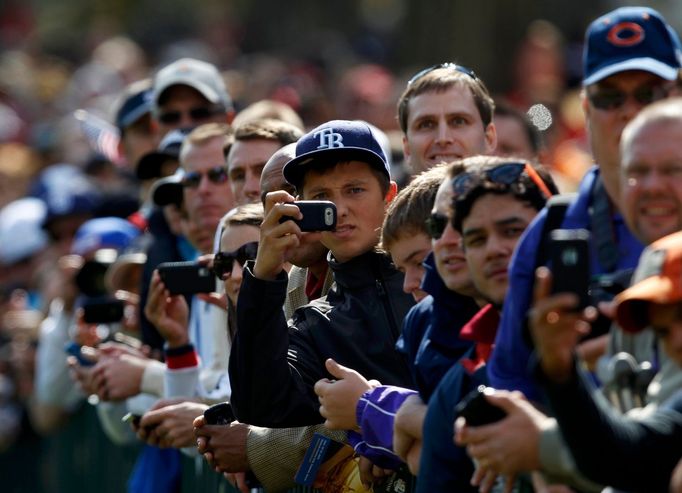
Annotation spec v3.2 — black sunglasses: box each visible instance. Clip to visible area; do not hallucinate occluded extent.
[181,166,229,188]
[407,63,478,86]
[452,162,553,200]
[157,106,222,125]
[587,83,673,111]
[213,242,259,279]
[425,212,449,240]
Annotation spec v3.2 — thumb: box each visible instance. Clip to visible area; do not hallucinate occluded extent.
[325,358,354,380]
[533,266,553,305]
[482,390,519,414]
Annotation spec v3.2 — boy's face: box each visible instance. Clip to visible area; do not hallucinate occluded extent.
[431,179,474,295]
[461,193,538,306]
[388,232,431,302]
[302,161,396,263]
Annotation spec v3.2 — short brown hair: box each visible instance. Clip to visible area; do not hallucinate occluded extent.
[232,100,304,130]
[233,118,303,147]
[397,67,495,134]
[180,122,234,161]
[381,164,448,251]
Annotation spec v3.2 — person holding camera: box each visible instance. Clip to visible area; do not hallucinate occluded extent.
[454,95,682,493]
[229,119,415,428]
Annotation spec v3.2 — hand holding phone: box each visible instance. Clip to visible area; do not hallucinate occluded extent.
[278,201,337,232]
[203,402,234,425]
[454,385,507,426]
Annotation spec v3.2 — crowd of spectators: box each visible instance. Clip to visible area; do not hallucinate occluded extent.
[1,4,682,493]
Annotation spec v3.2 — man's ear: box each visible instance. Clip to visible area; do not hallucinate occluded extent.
[384,181,398,205]
[401,134,411,162]
[484,122,497,155]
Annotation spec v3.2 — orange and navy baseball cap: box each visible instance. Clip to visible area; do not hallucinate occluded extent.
[583,6,682,86]
[615,231,682,332]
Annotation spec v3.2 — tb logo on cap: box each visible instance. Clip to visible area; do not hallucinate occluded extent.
[315,128,344,149]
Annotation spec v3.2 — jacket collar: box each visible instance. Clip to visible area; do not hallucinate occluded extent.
[328,249,397,289]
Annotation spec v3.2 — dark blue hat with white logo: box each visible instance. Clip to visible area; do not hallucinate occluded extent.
[583,6,682,86]
[283,120,389,187]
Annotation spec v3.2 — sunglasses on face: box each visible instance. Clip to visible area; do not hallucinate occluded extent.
[157,106,222,125]
[407,63,479,86]
[452,161,553,200]
[587,83,673,111]
[213,242,259,279]
[425,212,449,240]
[181,166,229,188]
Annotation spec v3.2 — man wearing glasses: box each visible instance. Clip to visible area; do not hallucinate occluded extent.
[151,58,235,137]
[397,63,497,174]
[490,6,682,404]
[178,123,236,255]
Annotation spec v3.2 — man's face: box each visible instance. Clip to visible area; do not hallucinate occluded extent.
[583,70,672,201]
[461,193,538,306]
[181,136,235,253]
[493,115,535,160]
[121,115,158,171]
[402,85,496,173]
[648,302,682,367]
[388,232,431,302]
[228,138,282,205]
[621,119,682,245]
[431,179,475,295]
[155,85,226,135]
[302,161,394,263]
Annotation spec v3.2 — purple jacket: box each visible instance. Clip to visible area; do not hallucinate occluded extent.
[348,385,418,469]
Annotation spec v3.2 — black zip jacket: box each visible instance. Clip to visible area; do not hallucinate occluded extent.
[229,250,415,427]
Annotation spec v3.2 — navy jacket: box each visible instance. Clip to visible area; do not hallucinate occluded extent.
[396,253,479,401]
[230,250,415,427]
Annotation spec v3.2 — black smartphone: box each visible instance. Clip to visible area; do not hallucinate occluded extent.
[203,402,234,425]
[279,200,337,232]
[454,385,507,426]
[549,229,591,310]
[157,261,215,295]
[82,297,125,324]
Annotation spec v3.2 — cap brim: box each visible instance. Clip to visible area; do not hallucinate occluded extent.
[156,76,221,106]
[136,152,177,180]
[283,147,388,187]
[583,58,679,86]
[151,177,184,207]
[118,105,151,130]
[615,275,676,332]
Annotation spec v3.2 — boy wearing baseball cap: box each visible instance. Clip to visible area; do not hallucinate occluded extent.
[229,120,415,427]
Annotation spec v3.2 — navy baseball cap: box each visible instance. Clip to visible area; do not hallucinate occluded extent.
[583,6,682,86]
[116,80,153,132]
[283,120,389,187]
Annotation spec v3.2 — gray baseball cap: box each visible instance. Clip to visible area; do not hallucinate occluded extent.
[152,58,232,113]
